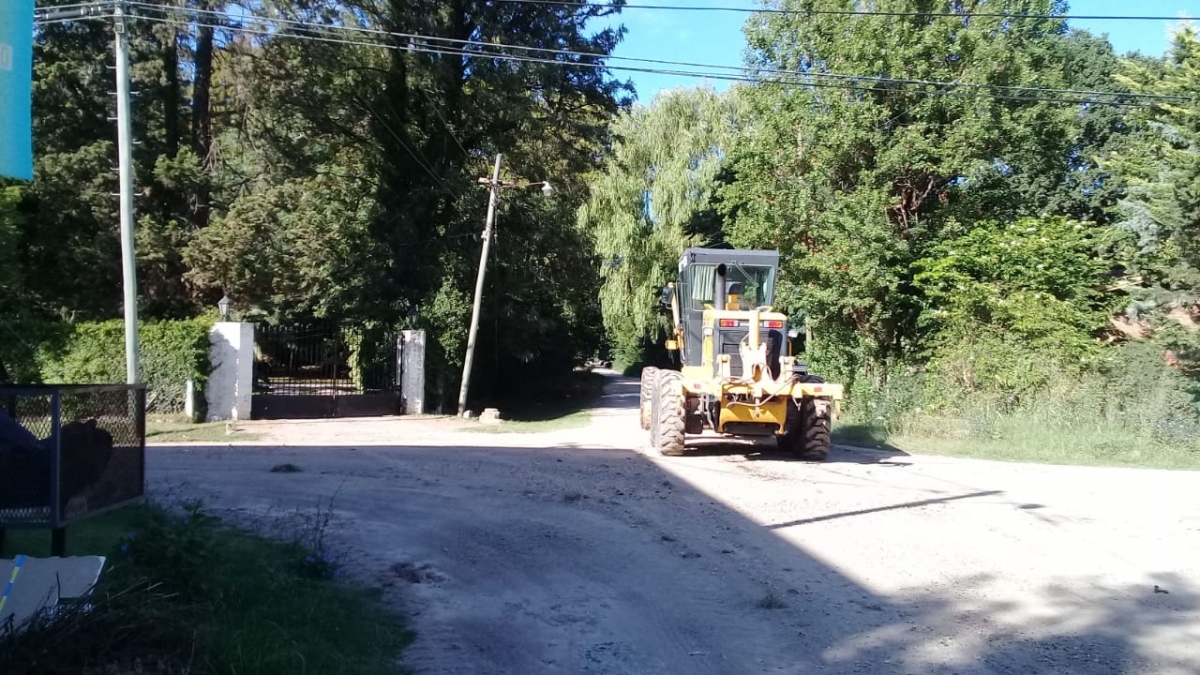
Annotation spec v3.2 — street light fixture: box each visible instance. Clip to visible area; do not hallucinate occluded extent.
[457,155,555,417]
[218,295,232,322]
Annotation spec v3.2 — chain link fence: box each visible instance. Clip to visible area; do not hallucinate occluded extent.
[0,385,146,529]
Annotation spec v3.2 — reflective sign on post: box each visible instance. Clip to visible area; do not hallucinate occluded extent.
[0,0,34,181]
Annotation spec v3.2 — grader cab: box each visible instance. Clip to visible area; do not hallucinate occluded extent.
[639,248,842,460]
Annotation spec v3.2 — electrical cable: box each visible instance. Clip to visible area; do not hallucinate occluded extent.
[134,13,1168,108]
[131,1,1182,103]
[493,0,1196,22]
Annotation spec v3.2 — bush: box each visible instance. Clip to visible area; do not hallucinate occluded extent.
[840,336,1200,463]
[0,320,68,383]
[117,499,220,601]
[1,318,211,413]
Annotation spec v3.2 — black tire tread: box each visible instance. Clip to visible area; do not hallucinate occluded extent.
[798,396,831,461]
[655,371,686,456]
[779,374,831,461]
[639,366,660,430]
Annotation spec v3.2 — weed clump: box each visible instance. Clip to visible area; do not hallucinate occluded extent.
[0,499,408,675]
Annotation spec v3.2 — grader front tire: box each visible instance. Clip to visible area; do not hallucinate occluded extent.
[654,371,686,457]
[797,396,832,461]
[779,376,832,461]
[639,366,660,430]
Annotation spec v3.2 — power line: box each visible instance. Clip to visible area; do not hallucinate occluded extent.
[493,0,1196,22]
[134,11,1157,108]
[132,3,1180,105]
[34,0,113,15]
[132,10,1169,108]
[112,11,458,196]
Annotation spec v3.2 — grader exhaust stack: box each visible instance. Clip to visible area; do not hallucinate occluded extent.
[638,247,843,460]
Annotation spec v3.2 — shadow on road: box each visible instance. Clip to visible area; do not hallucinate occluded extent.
[766,490,1004,529]
[146,436,1198,675]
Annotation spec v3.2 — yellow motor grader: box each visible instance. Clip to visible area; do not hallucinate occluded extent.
[639,248,843,460]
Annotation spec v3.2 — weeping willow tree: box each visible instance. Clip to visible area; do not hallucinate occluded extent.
[577,86,743,365]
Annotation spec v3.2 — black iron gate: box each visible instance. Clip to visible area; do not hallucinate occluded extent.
[251,324,400,419]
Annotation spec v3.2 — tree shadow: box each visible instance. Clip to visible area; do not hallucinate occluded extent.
[142,438,1200,674]
[832,422,910,455]
[480,371,608,422]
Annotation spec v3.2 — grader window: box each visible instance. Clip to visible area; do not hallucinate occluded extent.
[687,264,775,311]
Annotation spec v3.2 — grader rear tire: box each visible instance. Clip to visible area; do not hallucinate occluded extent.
[654,370,686,456]
[639,366,660,430]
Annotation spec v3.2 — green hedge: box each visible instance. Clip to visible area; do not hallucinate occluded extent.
[1,318,212,414]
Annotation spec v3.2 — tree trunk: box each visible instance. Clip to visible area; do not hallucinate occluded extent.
[191,7,214,229]
[163,29,180,157]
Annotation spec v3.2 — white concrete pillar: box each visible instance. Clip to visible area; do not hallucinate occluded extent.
[206,322,255,422]
[184,379,196,421]
[400,330,425,415]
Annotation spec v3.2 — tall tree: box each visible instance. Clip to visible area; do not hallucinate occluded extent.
[176,0,632,405]
[1107,27,1200,353]
[719,0,1093,389]
[577,86,742,365]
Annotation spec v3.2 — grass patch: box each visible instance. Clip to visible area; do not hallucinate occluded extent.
[464,408,593,434]
[836,416,1200,470]
[146,416,261,443]
[836,340,1200,470]
[0,502,411,675]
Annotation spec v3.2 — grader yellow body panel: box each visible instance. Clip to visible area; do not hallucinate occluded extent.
[640,247,843,459]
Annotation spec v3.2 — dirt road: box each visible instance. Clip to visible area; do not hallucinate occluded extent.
[148,373,1200,675]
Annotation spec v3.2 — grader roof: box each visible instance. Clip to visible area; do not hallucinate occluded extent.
[678,248,780,270]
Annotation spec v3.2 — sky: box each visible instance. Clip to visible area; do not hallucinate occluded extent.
[598,0,1199,103]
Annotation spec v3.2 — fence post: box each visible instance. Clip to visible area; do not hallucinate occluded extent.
[184,379,195,421]
[400,330,425,415]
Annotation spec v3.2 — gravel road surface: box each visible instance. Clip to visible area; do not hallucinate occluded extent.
[148,373,1200,675]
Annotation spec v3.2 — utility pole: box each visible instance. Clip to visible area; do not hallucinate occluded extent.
[114,1,140,384]
[458,154,503,417]
[456,158,554,417]
[34,1,138,384]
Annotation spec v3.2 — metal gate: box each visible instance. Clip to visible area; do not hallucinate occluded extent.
[251,323,400,419]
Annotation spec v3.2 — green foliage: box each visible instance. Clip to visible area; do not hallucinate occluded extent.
[421,274,472,411]
[575,2,1200,462]
[5,318,211,412]
[721,0,1087,385]
[0,320,65,384]
[343,322,396,393]
[1106,27,1200,354]
[844,339,1200,467]
[183,155,387,324]
[117,499,219,602]
[18,0,631,412]
[1,501,412,675]
[0,187,26,323]
[913,216,1115,360]
[579,86,741,364]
